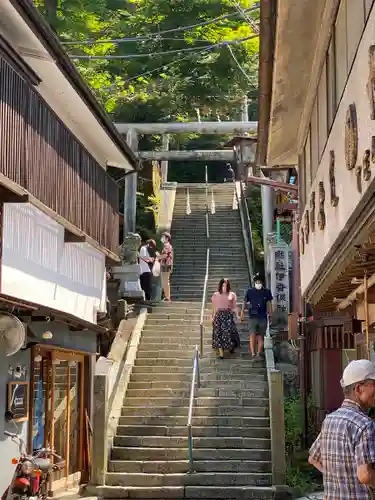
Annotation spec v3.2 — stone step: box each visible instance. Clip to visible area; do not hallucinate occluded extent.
[130,370,267,380]
[121,406,269,418]
[105,472,272,487]
[116,425,270,439]
[111,446,271,461]
[118,416,270,428]
[134,358,267,369]
[123,397,269,408]
[108,459,271,474]
[131,366,267,377]
[95,485,275,500]
[142,319,203,326]
[127,381,268,391]
[125,388,268,398]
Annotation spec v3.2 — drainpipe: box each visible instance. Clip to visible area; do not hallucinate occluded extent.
[258,0,276,287]
[256,0,276,167]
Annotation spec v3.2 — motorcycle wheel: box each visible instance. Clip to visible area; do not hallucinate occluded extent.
[36,479,48,500]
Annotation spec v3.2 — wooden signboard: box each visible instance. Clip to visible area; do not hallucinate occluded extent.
[7,381,29,422]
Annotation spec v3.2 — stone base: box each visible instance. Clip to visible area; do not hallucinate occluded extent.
[111,264,144,299]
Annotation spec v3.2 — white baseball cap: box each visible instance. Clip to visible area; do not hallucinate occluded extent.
[340,359,375,388]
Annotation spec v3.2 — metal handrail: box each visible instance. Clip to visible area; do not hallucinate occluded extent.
[187,166,209,471]
[199,165,210,357]
[239,181,256,276]
[187,345,200,472]
[231,177,254,281]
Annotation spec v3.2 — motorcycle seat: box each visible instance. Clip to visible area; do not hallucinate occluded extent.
[33,458,52,472]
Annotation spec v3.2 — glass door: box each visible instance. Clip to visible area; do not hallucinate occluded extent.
[29,347,86,491]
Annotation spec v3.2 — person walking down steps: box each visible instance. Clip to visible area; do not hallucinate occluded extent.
[212,278,240,359]
[240,273,273,359]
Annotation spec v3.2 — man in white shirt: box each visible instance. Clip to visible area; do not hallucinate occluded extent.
[139,239,155,301]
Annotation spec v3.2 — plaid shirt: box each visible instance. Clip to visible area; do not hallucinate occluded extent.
[310,399,375,499]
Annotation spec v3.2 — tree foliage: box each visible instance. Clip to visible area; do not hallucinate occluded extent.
[34,0,261,247]
[34,0,259,121]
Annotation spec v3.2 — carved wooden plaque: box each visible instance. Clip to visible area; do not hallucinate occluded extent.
[355,164,362,193]
[368,46,375,120]
[300,228,305,255]
[304,210,310,244]
[317,181,326,230]
[363,149,371,181]
[309,191,315,233]
[372,137,375,163]
[329,150,339,207]
[345,104,358,170]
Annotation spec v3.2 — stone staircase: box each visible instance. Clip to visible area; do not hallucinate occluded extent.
[103,183,274,499]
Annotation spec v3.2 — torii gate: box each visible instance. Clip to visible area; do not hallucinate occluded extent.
[116,120,258,236]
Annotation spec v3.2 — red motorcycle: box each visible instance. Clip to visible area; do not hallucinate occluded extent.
[2,430,65,500]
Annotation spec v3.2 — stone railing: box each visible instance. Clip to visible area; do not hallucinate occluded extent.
[236,184,286,488]
[264,337,286,487]
[90,309,148,486]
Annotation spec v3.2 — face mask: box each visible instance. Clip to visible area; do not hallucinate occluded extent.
[255,283,263,290]
[161,237,166,244]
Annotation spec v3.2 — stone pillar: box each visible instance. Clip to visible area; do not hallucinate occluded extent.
[124,129,139,238]
[268,369,286,486]
[261,185,274,286]
[160,134,170,184]
[123,172,137,236]
[91,375,108,485]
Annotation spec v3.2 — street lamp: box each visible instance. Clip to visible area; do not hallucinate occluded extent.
[225,136,258,181]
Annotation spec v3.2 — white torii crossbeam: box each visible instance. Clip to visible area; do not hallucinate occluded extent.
[138,150,234,161]
[116,121,258,135]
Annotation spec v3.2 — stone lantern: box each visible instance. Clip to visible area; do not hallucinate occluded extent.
[225,136,257,181]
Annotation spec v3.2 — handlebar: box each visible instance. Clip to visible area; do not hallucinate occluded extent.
[4,431,17,438]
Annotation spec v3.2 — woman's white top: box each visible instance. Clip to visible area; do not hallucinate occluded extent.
[139,245,151,274]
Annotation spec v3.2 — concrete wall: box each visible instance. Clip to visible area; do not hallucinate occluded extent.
[300,6,375,294]
[0,349,30,496]
[28,322,97,353]
[2,203,106,323]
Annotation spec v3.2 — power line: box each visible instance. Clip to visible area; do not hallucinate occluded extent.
[70,34,259,60]
[123,46,208,82]
[228,0,260,34]
[226,45,257,87]
[61,6,260,46]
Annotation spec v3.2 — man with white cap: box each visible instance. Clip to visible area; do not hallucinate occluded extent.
[309,359,375,498]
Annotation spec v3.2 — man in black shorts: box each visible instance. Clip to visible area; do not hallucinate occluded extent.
[240,274,273,358]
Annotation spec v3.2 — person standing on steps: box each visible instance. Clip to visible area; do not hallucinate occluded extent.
[240,274,273,359]
[158,232,173,302]
[212,278,240,359]
[139,239,155,301]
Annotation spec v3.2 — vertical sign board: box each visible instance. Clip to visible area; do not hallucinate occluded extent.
[270,243,290,328]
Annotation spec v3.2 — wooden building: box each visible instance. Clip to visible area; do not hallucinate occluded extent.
[0,0,137,494]
[258,0,375,423]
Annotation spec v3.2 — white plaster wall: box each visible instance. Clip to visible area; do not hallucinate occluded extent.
[1,203,105,323]
[300,8,375,295]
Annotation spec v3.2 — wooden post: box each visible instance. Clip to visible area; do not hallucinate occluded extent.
[28,347,36,452]
[50,355,55,456]
[65,364,71,489]
[79,361,85,472]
